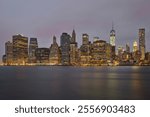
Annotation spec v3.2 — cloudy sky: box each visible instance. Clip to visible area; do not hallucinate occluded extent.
[0,0,150,61]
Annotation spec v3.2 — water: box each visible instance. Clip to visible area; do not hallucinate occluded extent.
[0,66,150,100]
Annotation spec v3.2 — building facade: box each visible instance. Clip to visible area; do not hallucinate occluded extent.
[12,34,28,65]
[49,36,61,65]
[29,38,38,63]
[60,33,71,65]
[139,28,145,60]
[5,41,13,65]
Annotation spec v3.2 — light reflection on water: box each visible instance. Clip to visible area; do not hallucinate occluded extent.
[0,66,150,100]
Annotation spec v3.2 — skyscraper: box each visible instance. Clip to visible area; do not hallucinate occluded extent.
[79,34,91,65]
[29,38,38,63]
[126,43,130,53]
[5,41,13,65]
[35,48,50,64]
[110,24,116,46]
[133,41,138,52]
[70,30,78,65]
[139,28,146,60]
[110,24,116,60]
[60,33,71,65]
[49,36,61,65]
[12,34,28,65]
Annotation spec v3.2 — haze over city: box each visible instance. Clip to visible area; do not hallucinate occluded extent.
[0,0,150,62]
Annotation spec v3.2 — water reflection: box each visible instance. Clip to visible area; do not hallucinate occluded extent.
[0,66,150,100]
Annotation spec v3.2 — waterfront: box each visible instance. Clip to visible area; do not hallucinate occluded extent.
[0,66,150,100]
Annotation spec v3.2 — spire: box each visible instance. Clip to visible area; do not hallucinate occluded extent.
[71,29,76,43]
[112,21,114,30]
[53,36,56,44]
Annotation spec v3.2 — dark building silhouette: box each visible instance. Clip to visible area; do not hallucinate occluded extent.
[60,33,71,65]
[70,30,78,65]
[49,36,61,65]
[29,38,38,63]
[139,28,145,60]
[35,48,50,64]
[5,41,13,65]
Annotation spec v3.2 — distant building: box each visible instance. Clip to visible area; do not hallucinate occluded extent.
[60,33,71,65]
[79,34,91,65]
[118,46,124,61]
[2,55,7,65]
[105,43,112,61]
[12,34,28,65]
[133,41,138,52]
[29,38,38,63]
[49,36,61,65]
[91,40,107,65]
[139,28,145,60]
[5,41,13,65]
[110,24,116,60]
[35,48,50,64]
[70,30,78,65]
[126,43,130,53]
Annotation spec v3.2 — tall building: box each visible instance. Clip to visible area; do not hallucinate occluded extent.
[91,40,107,65]
[70,30,78,65]
[29,38,38,63]
[79,34,91,65]
[133,41,138,52]
[5,41,13,65]
[82,34,89,45]
[35,48,50,64]
[126,43,130,53]
[12,34,28,65]
[60,33,71,65]
[49,36,61,65]
[110,24,116,46]
[110,24,116,60]
[139,28,146,60]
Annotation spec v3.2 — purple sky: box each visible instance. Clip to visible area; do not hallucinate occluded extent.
[0,0,150,61]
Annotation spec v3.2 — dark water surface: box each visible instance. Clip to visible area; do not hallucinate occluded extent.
[0,66,150,100]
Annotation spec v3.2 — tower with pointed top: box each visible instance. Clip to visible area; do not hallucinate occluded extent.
[110,23,116,46]
[110,23,116,60]
[70,29,78,65]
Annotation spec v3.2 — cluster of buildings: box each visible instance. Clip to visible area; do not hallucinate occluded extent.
[2,27,150,66]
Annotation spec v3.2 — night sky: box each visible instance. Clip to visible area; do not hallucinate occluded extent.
[0,0,150,62]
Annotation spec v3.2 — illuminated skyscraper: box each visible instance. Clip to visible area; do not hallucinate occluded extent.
[13,34,28,65]
[60,33,71,65]
[133,41,138,52]
[139,28,146,60]
[110,24,116,60]
[82,34,89,45]
[110,24,116,46]
[49,36,61,65]
[70,30,78,65]
[29,38,38,63]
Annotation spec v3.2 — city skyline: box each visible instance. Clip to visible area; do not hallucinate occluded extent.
[0,0,150,62]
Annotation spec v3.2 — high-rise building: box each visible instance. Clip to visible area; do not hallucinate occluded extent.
[126,43,130,53]
[82,34,89,45]
[49,36,61,65]
[79,34,91,65]
[5,41,13,65]
[110,24,116,46]
[91,40,107,65]
[118,46,124,61]
[133,41,138,52]
[70,30,78,65]
[12,34,28,65]
[110,24,116,60]
[29,38,38,63]
[139,28,145,60]
[60,33,71,65]
[35,48,50,64]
